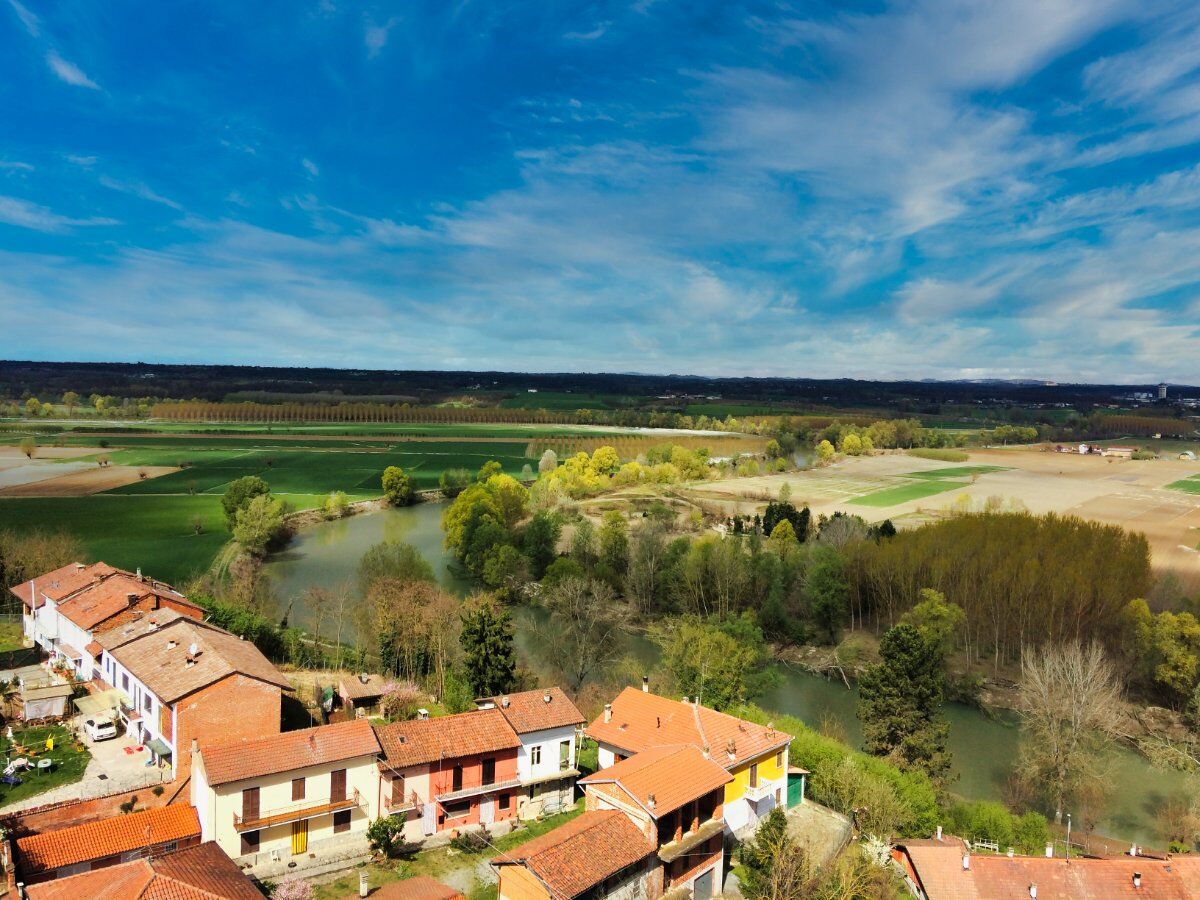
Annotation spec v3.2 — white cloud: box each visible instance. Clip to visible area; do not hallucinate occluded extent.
[302,158,320,177]
[98,175,183,211]
[6,0,38,37]
[364,17,398,58]
[564,22,610,41]
[0,160,34,171]
[0,196,116,233]
[46,50,99,89]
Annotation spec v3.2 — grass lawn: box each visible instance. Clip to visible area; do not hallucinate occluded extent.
[0,723,91,808]
[850,479,962,507]
[0,619,26,655]
[906,465,1008,479]
[312,800,585,900]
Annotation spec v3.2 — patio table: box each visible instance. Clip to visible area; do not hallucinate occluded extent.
[36,759,51,775]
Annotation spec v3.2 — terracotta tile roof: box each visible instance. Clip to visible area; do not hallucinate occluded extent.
[358,876,466,900]
[579,744,732,816]
[96,608,188,651]
[201,719,381,787]
[16,804,201,874]
[84,640,103,657]
[9,562,118,609]
[898,841,1200,899]
[375,709,520,768]
[110,617,290,703]
[25,841,261,899]
[56,572,198,632]
[585,687,792,769]
[340,673,390,701]
[487,687,585,734]
[493,810,655,898]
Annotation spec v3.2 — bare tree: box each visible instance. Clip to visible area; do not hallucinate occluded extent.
[539,577,623,691]
[1015,641,1123,824]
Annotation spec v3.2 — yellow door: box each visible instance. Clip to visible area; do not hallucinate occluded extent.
[291,819,308,854]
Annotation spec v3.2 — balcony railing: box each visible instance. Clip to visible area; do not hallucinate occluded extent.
[384,788,424,816]
[743,779,777,802]
[435,776,522,804]
[234,788,363,832]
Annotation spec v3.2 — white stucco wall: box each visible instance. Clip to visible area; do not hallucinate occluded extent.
[518,725,576,782]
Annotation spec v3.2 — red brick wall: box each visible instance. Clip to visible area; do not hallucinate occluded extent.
[666,835,722,889]
[4,786,176,836]
[175,674,281,779]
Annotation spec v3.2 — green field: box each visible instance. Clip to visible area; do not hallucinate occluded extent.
[1166,475,1200,495]
[849,479,963,507]
[105,443,531,496]
[0,495,229,584]
[906,465,1008,479]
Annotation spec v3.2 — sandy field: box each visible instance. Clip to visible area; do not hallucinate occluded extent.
[689,448,1200,589]
[0,465,178,496]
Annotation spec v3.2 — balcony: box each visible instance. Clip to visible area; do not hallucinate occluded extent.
[234,788,364,832]
[435,776,521,804]
[658,817,725,864]
[385,788,424,816]
[743,779,777,802]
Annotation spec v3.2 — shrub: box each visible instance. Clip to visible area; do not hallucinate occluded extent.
[272,876,314,900]
[379,682,427,722]
[449,827,491,853]
[366,814,407,857]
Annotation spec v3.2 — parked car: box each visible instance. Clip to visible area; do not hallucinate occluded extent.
[84,718,118,742]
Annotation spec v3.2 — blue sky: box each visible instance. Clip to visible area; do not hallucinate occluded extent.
[2,1,1199,382]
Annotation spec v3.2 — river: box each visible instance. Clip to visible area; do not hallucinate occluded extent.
[264,502,1191,843]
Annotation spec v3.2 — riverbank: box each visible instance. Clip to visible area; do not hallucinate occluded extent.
[778,634,1196,748]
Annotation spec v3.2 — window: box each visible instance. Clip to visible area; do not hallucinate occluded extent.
[776,750,783,768]
[292,777,305,802]
[452,765,463,792]
[559,740,571,770]
[749,763,759,788]
[240,830,259,855]
[442,799,470,819]
[499,793,509,812]
[482,757,495,786]
[121,673,129,691]
[530,745,542,766]
[242,786,260,824]
[330,769,347,802]
[143,693,152,713]
[333,810,351,833]
[391,775,405,806]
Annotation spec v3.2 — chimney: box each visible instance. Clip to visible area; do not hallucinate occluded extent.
[641,676,649,693]
[136,568,143,581]
[1131,844,1139,857]
[359,672,369,684]
[148,619,158,631]
[702,746,710,760]
[1029,886,1037,899]
[75,563,85,570]
[1133,873,1142,889]
[604,703,612,724]
[1045,843,1053,858]
[417,708,429,720]
[726,738,736,762]
[167,639,177,650]
[936,826,942,841]
[543,691,551,703]
[656,716,660,728]
[191,737,198,755]
[962,852,970,871]
[127,592,138,607]
[647,793,656,810]
[501,696,510,708]
[188,642,198,656]
[1007,848,1015,858]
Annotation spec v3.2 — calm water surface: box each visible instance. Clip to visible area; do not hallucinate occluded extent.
[264,502,1190,843]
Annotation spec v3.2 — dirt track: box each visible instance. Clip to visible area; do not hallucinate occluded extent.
[0,465,178,496]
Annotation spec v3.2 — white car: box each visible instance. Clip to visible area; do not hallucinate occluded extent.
[84,718,118,742]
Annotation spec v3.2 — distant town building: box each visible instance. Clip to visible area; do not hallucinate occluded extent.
[1159,382,1169,400]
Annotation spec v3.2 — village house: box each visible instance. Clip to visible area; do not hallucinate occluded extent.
[10,561,203,681]
[12,803,201,884]
[493,743,732,899]
[374,708,522,843]
[894,834,1200,899]
[477,687,585,820]
[23,840,262,900]
[361,876,466,900]
[99,615,291,775]
[190,718,382,870]
[585,684,794,834]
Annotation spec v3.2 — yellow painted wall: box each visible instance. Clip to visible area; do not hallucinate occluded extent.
[498,864,552,900]
[724,745,787,804]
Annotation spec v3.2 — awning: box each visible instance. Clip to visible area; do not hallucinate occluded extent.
[74,689,123,717]
[21,683,73,702]
[57,644,83,661]
[146,737,172,757]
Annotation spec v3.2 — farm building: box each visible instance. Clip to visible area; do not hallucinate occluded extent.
[1102,446,1136,458]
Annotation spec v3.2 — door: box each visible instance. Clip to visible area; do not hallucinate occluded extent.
[330,768,347,802]
[480,796,494,825]
[693,867,714,900]
[291,819,308,855]
[242,787,260,825]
